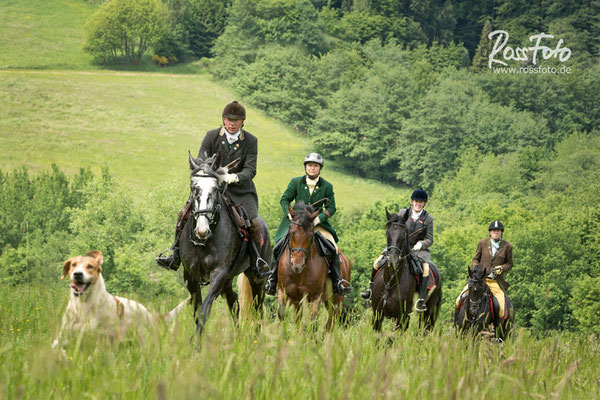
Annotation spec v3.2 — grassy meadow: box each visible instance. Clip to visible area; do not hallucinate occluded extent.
[1,1,600,399]
[2,286,599,399]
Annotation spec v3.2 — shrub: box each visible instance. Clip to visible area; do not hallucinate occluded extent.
[84,0,169,64]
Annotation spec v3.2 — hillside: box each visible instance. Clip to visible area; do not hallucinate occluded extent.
[0,69,405,211]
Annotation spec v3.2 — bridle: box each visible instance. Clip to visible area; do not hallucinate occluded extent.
[190,172,225,247]
[383,221,411,292]
[288,219,314,261]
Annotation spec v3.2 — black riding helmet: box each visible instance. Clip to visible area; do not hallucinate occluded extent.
[411,188,428,202]
[488,220,504,231]
[222,101,246,120]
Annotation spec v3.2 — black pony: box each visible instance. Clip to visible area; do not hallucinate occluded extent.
[180,152,271,336]
[371,210,442,333]
[454,264,514,341]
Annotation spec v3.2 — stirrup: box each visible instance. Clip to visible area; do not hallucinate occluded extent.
[254,257,271,277]
[265,278,277,296]
[336,279,352,295]
[360,288,372,300]
[415,298,427,312]
[155,248,178,271]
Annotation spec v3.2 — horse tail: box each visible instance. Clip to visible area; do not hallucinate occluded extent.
[237,273,253,320]
[163,296,191,322]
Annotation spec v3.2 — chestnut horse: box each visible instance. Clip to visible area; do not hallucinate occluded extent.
[276,202,351,328]
[371,210,442,333]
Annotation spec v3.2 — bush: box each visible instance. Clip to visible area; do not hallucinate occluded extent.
[84,0,169,64]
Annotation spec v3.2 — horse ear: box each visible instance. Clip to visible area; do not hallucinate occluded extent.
[385,208,391,220]
[222,157,241,172]
[189,151,199,170]
[402,208,410,222]
[309,210,320,220]
[211,152,221,170]
[468,265,473,277]
[288,205,296,218]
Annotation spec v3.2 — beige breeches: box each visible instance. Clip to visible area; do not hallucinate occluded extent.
[316,226,338,253]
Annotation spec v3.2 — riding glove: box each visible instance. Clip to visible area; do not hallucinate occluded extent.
[313,216,321,226]
[222,173,239,184]
[412,242,423,251]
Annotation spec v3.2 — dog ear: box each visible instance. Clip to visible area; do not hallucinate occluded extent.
[86,250,103,265]
[61,258,73,280]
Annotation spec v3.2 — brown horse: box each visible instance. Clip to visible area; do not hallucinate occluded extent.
[371,209,442,333]
[276,202,351,329]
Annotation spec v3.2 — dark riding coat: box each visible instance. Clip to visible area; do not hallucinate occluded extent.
[398,207,434,264]
[199,127,259,220]
[273,175,338,243]
[472,238,513,291]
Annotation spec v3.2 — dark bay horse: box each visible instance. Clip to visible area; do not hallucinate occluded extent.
[454,264,514,341]
[180,152,271,335]
[371,210,442,333]
[276,202,351,329]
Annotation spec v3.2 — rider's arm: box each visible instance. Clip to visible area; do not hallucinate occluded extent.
[500,242,513,274]
[234,134,257,183]
[279,178,298,215]
[319,184,336,223]
[420,216,434,249]
[472,239,484,267]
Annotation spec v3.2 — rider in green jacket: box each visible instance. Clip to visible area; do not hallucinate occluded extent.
[265,153,351,296]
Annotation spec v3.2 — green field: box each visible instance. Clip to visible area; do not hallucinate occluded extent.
[1,1,599,399]
[0,69,405,212]
[2,286,599,399]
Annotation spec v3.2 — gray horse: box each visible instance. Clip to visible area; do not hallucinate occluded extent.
[181,152,270,336]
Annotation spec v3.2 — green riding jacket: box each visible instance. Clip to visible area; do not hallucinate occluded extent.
[273,175,338,243]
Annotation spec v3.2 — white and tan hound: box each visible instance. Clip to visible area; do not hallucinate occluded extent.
[53,250,187,348]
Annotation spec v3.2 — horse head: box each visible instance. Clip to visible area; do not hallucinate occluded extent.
[466,264,489,326]
[385,208,409,272]
[187,151,239,244]
[288,202,319,274]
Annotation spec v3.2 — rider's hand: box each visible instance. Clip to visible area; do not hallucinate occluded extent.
[313,216,321,226]
[412,242,423,251]
[223,173,239,184]
[492,266,503,275]
[287,213,292,221]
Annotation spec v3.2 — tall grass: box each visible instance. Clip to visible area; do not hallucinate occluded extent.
[1,285,598,399]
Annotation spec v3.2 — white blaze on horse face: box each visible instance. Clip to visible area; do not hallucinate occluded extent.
[192,175,217,237]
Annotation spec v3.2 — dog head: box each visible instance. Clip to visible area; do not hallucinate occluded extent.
[61,250,103,297]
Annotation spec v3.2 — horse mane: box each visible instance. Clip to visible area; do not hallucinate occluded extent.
[293,201,316,229]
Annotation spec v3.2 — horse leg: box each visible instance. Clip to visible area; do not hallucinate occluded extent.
[196,268,229,336]
[220,279,239,322]
[276,286,286,321]
[372,310,384,332]
[184,273,203,326]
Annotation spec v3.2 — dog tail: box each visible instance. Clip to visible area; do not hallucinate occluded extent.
[163,296,190,322]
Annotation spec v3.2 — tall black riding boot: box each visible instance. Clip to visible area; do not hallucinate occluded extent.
[329,252,352,295]
[360,267,379,300]
[415,274,429,312]
[249,218,270,276]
